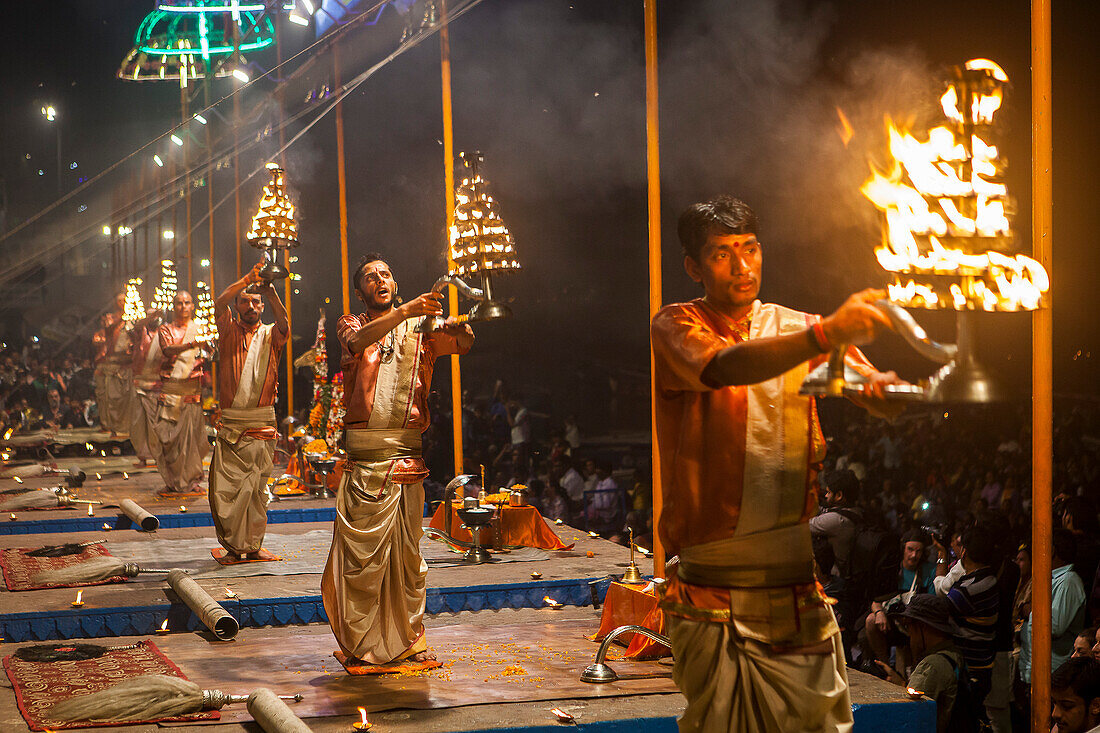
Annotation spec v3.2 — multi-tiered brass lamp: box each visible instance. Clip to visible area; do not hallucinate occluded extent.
[420,151,520,331]
[246,163,300,284]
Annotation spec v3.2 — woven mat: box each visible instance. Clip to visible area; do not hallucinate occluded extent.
[3,639,218,730]
[104,530,550,580]
[0,543,127,592]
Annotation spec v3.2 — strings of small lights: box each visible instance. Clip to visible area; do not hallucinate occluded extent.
[448,151,520,277]
[123,278,146,325]
[194,281,218,344]
[152,259,179,313]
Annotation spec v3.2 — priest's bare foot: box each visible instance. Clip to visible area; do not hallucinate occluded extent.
[245,548,279,561]
[409,650,436,663]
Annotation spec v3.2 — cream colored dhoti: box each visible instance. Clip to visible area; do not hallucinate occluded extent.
[669,617,852,733]
[322,428,426,664]
[209,406,276,555]
[154,379,208,493]
[101,363,133,433]
[129,389,160,461]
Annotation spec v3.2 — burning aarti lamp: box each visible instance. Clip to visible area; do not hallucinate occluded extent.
[152,259,178,314]
[419,151,520,332]
[246,163,300,284]
[802,59,1049,404]
[194,281,218,346]
[122,278,145,325]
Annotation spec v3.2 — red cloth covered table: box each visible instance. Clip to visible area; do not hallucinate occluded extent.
[428,503,574,551]
[591,581,669,660]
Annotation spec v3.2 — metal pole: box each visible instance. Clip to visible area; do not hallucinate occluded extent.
[644,0,664,575]
[205,79,215,299]
[1031,0,1053,730]
[439,0,464,476]
[182,87,192,286]
[335,44,351,316]
[233,21,242,280]
[276,13,294,417]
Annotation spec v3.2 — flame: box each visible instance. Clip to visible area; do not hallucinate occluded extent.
[102,522,111,530]
[160,619,169,632]
[836,107,854,148]
[9,513,15,520]
[123,278,145,325]
[13,476,22,484]
[860,61,1048,311]
[354,707,371,729]
[74,591,83,604]
[87,504,94,516]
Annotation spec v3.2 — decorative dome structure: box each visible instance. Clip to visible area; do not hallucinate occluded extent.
[118,3,274,82]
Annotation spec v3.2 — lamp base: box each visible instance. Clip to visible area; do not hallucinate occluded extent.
[468,299,512,322]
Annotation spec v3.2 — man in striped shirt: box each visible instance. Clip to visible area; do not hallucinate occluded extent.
[942,522,1000,702]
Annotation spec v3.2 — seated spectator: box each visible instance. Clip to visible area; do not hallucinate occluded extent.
[584,459,623,536]
[1073,628,1098,660]
[1020,529,1088,685]
[1051,656,1100,733]
[859,529,937,678]
[33,387,65,429]
[941,522,1000,701]
[61,398,89,429]
[878,594,974,733]
[537,482,570,524]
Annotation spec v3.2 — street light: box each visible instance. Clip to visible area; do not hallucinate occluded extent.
[39,103,61,194]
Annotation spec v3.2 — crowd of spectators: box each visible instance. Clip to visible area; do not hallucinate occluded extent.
[0,345,99,434]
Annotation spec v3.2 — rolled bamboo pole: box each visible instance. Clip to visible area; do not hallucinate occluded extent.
[166,569,239,640]
[246,688,312,733]
[119,498,159,532]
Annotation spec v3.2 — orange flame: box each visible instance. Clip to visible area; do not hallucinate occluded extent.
[354,707,371,729]
[160,619,169,631]
[836,107,854,148]
[74,591,83,604]
[860,60,1048,311]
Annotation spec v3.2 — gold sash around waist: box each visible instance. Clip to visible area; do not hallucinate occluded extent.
[677,523,814,588]
[218,405,276,443]
[345,428,422,462]
[160,377,202,397]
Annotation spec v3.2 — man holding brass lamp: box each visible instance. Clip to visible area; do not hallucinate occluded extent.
[651,195,903,732]
[208,262,289,562]
[323,253,473,670]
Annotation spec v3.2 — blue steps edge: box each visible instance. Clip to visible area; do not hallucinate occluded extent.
[0,503,438,535]
[443,702,935,733]
[1,577,612,642]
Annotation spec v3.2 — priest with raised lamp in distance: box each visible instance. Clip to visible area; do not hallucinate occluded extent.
[208,262,289,562]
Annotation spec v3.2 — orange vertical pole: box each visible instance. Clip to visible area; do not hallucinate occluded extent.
[1031,1,1053,731]
[334,43,351,316]
[440,0,464,476]
[205,80,215,300]
[276,14,294,416]
[644,0,664,575]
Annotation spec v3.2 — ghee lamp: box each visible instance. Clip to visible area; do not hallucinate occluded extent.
[71,591,84,608]
[352,707,371,730]
[152,259,178,314]
[802,58,1049,404]
[122,277,145,325]
[418,151,520,332]
[246,163,300,284]
[194,281,218,345]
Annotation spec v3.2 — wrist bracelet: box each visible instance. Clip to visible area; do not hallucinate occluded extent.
[811,321,832,353]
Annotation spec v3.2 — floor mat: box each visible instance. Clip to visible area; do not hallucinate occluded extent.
[3,638,218,730]
[0,543,127,591]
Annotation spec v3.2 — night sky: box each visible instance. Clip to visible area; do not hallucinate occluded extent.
[1,0,1097,431]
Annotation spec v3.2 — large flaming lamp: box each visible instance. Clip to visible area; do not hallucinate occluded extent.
[152,259,178,314]
[123,278,145,326]
[802,59,1049,403]
[420,151,520,331]
[194,280,218,345]
[246,163,299,284]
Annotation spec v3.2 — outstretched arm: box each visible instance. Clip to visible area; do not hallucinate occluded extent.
[701,289,893,388]
[345,291,445,354]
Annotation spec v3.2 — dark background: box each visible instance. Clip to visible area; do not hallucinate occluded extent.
[1,0,1096,433]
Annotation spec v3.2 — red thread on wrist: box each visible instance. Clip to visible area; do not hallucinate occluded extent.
[811,321,832,353]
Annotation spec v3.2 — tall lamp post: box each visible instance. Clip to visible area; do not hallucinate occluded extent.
[39,104,61,195]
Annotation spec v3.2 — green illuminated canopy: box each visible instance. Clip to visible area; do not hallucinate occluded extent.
[118,4,274,82]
